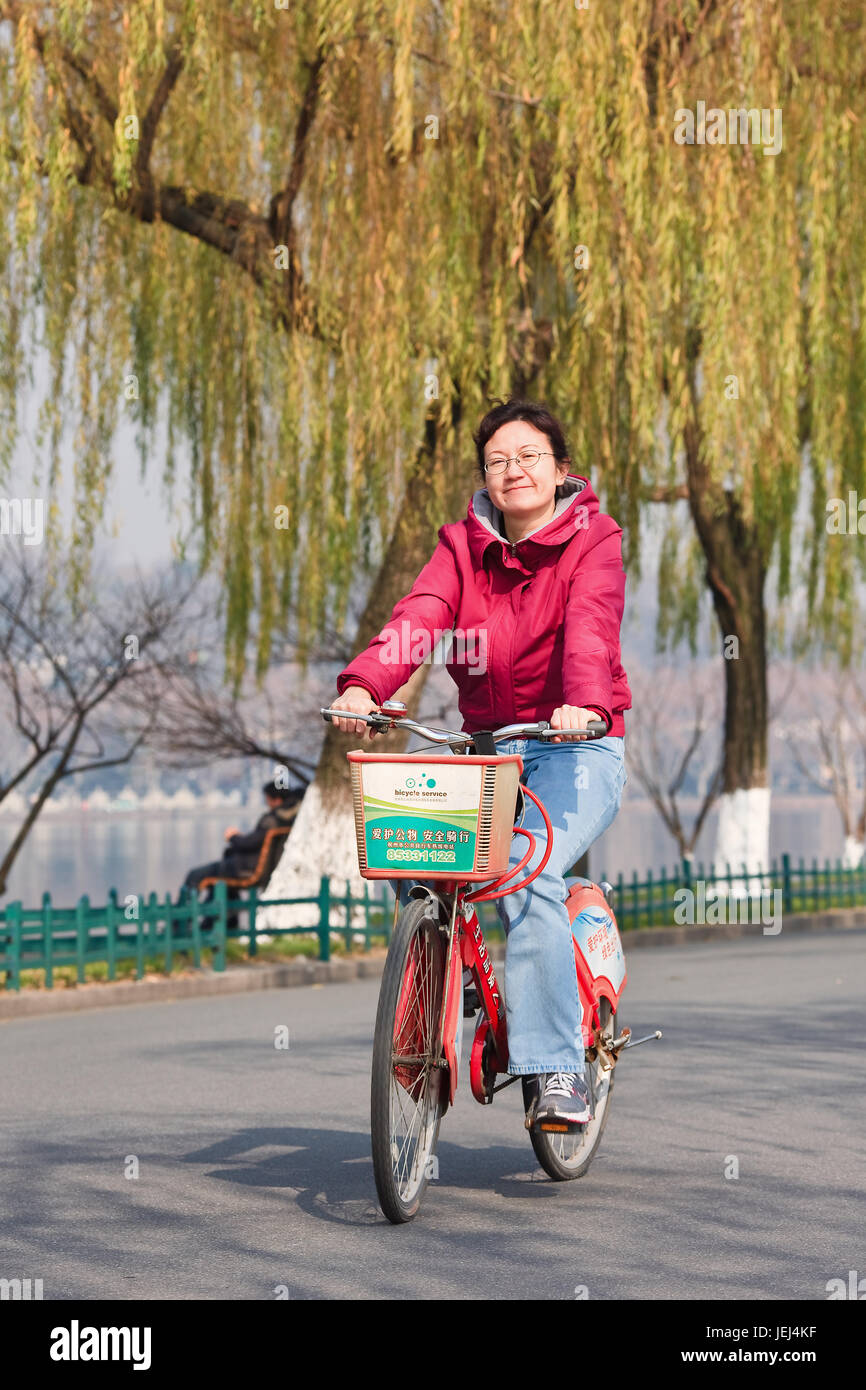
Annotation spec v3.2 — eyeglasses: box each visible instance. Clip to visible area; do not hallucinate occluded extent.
[483,448,554,476]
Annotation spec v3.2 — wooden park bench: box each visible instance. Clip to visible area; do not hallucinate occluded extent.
[197,820,296,895]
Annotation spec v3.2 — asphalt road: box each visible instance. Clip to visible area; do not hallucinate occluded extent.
[0,930,863,1300]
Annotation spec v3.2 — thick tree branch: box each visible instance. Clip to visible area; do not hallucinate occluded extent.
[268,48,326,248]
[0,9,339,349]
[136,38,185,182]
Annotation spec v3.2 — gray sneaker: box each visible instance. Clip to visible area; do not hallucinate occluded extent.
[532,1071,592,1129]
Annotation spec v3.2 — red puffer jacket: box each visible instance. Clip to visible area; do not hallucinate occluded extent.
[336,475,632,736]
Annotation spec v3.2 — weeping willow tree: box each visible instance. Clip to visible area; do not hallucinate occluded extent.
[1,1,864,894]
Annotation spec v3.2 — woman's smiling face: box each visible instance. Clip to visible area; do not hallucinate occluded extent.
[482,420,570,529]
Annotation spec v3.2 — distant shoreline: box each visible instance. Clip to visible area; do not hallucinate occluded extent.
[0,790,838,824]
[0,804,245,823]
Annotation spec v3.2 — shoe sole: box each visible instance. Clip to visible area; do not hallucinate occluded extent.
[524,1110,591,1131]
[530,1101,592,1130]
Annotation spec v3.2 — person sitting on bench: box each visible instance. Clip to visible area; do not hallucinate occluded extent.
[179,781,303,906]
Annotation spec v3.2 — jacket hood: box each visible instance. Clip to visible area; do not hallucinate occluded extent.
[466,474,599,569]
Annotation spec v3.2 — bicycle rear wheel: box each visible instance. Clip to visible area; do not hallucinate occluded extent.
[529,997,618,1181]
[371,896,448,1223]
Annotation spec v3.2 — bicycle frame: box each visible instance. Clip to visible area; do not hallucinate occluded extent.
[430,781,553,1104]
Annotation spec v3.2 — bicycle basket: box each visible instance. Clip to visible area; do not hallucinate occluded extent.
[347,751,523,879]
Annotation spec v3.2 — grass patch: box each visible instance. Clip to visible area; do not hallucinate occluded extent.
[11,952,216,990]
[3,930,398,990]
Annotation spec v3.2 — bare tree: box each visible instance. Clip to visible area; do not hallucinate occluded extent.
[133,616,360,787]
[0,556,197,894]
[625,658,724,864]
[773,665,866,866]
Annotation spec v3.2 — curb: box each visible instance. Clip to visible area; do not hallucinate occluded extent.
[1,907,864,1020]
[0,955,387,1020]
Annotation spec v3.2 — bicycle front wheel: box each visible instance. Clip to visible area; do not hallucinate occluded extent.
[371,896,448,1223]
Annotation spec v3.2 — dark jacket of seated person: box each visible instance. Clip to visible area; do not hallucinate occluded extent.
[225,789,303,873]
[181,782,303,895]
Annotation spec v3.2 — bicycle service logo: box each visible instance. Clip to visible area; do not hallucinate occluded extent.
[397,773,446,800]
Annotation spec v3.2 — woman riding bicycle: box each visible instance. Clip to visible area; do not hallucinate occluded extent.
[329,397,631,1131]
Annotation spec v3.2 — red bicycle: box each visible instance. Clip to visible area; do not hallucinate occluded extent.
[321,701,661,1224]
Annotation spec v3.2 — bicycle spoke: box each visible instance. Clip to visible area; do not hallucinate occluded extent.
[391,1066,434,1192]
[384,919,444,1201]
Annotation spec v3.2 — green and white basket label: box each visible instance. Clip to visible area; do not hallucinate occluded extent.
[361,761,482,871]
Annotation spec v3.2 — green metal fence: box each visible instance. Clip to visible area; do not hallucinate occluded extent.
[0,879,397,992]
[1,852,864,991]
[605,852,866,930]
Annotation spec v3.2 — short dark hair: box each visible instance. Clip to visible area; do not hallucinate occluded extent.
[472,397,573,497]
[262,781,303,804]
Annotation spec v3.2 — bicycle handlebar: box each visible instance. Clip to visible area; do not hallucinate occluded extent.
[320,707,609,746]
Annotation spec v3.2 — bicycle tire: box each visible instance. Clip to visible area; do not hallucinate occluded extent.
[370,896,449,1223]
[529,997,619,1182]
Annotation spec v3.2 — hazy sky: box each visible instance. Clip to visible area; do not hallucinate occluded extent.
[9,359,189,566]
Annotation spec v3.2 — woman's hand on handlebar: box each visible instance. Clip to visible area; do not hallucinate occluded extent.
[329,686,381,740]
[549,704,608,742]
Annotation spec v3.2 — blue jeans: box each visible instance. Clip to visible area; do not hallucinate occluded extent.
[492,735,626,1076]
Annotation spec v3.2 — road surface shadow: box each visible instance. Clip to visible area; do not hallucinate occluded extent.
[180,1124,554,1224]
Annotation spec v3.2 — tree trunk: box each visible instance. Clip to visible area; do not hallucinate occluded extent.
[262,391,475,919]
[685,420,770,894]
[0,715,85,895]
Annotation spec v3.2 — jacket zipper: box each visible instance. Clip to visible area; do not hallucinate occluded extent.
[509,574,533,724]
[483,600,508,718]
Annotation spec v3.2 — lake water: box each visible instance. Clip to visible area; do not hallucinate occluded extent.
[0,792,853,907]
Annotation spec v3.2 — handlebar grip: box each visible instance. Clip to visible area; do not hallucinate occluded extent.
[321,706,389,732]
[543,718,608,739]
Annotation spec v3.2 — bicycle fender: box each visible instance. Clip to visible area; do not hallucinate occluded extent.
[441,937,463,1105]
[567,883,627,1043]
[406,884,444,912]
